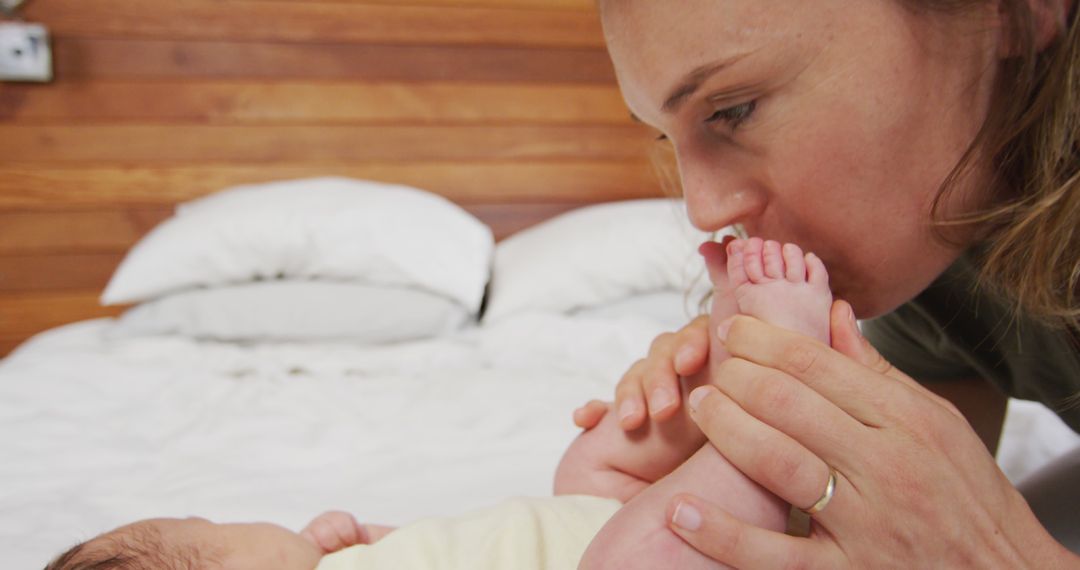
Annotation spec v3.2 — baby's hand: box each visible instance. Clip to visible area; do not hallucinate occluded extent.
[300,511,383,554]
[573,315,710,431]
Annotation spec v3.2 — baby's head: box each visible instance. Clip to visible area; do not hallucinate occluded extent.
[45,517,323,570]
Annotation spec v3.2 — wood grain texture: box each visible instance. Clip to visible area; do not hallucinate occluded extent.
[0,202,597,259]
[0,210,171,255]
[50,38,616,82]
[0,125,651,162]
[0,162,663,208]
[0,334,25,357]
[0,254,123,293]
[244,0,594,10]
[0,81,631,124]
[0,292,124,333]
[23,0,605,48]
[0,0,658,357]
[464,202,585,240]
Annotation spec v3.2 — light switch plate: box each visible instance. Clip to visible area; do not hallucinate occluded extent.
[0,22,52,82]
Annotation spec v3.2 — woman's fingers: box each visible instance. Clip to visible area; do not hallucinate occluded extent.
[667,494,842,570]
[645,315,710,420]
[718,314,921,427]
[613,316,711,428]
[685,386,859,520]
[672,315,710,375]
[642,351,681,421]
[679,302,1076,568]
[829,300,965,420]
[705,357,873,473]
[614,359,648,429]
[572,399,609,429]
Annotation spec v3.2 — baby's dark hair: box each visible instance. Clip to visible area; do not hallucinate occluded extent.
[44,524,205,570]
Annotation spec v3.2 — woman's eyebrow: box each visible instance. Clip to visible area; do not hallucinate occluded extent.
[661,51,755,115]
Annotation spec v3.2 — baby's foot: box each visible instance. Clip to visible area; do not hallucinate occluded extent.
[724,237,832,345]
[698,237,741,324]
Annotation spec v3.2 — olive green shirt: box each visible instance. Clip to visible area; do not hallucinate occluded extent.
[862,252,1080,434]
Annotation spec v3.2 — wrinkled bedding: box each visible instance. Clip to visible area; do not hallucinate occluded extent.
[1,314,1075,568]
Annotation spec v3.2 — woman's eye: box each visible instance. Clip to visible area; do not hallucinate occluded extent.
[650,99,757,142]
[705,100,757,130]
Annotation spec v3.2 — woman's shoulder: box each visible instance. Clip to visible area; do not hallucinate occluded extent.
[863,250,1080,432]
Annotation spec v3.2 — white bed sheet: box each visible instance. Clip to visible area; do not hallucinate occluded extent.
[0,313,664,567]
[1,314,1076,568]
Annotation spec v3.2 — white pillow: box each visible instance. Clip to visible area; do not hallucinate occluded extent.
[101,177,494,313]
[571,291,703,330]
[482,199,728,323]
[109,281,470,343]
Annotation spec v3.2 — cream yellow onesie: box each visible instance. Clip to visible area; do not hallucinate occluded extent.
[316,495,621,570]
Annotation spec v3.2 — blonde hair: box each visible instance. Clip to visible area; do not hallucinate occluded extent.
[919,0,1079,330]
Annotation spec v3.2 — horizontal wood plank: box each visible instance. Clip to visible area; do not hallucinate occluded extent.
[0,81,631,124]
[0,125,651,162]
[244,0,594,10]
[0,162,664,208]
[0,202,596,259]
[0,254,123,292]
[0,334,25,358]
[0,292,123,334]
[50,38,616,82]
[0,210,170,255]
[24,0,604,48]
[465,202,585,240]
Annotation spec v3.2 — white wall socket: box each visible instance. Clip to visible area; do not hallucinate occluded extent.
[0,22,52,82]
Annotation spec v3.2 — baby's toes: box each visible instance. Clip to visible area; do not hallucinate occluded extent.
[782,243,807,283]
[762,240,785,279]
[806,252,829,288]
[742,237,766,282]
[726,238,749,288]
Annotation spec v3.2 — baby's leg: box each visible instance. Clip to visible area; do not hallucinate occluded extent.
[580,240,832,570]
[579,442,787,569]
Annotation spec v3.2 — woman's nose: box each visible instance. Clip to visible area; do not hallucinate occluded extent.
[677,151,766,233]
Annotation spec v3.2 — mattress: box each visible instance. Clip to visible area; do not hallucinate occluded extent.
[1,313,1076,568]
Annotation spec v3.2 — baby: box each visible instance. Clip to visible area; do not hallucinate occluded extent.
[44,238,833,570]
[43,511,380,570]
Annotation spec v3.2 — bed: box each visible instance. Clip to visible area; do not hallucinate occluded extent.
[1,178,1076,568]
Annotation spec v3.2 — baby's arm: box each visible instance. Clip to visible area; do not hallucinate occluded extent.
[554,379,708,503]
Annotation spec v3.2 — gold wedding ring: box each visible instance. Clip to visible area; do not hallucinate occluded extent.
[799,467,838,516]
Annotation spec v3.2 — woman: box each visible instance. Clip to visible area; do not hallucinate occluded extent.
[578,0,1080,566]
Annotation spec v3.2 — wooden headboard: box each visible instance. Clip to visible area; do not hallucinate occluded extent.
[0,0,664,357]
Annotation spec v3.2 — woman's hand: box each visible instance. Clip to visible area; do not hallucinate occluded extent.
[573,315,711,431]
[667,301,1079,569]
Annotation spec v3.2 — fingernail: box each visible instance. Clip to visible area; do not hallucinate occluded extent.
[618,401,639,423]
[688,386,714,412]
[716,316,735,342]
[649,388,675,413]
[672,501,702,531]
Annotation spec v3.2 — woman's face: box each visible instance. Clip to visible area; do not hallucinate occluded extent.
[600,0,1001,317]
